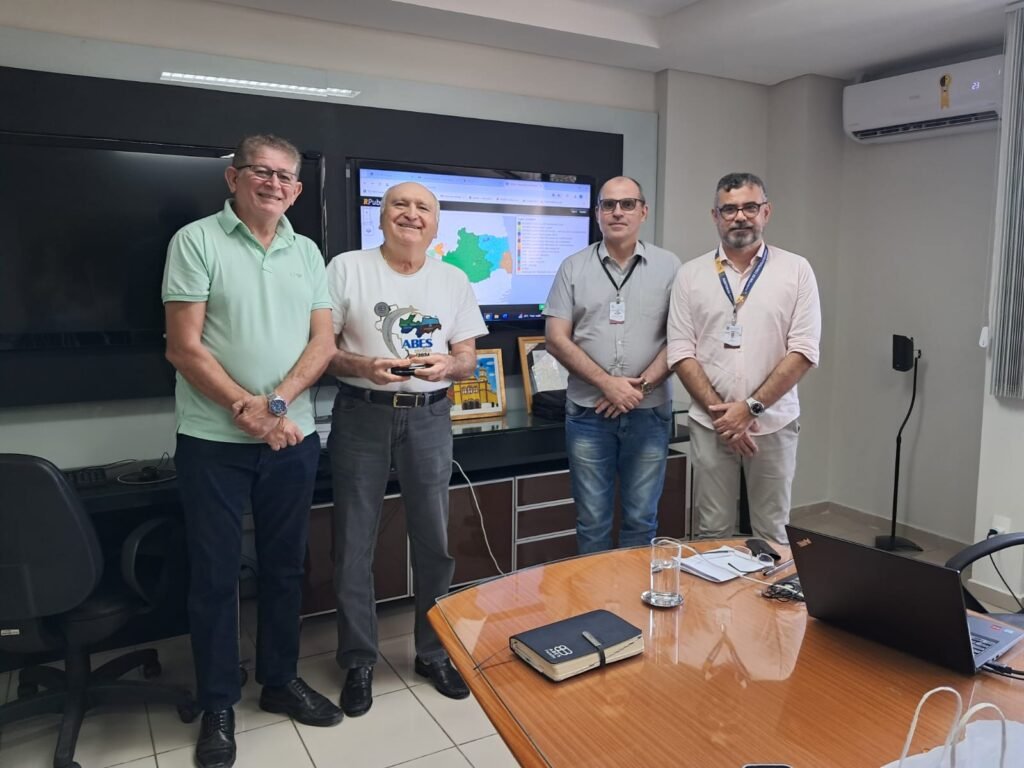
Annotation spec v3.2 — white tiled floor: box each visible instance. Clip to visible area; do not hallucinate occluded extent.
[0,601,515,768]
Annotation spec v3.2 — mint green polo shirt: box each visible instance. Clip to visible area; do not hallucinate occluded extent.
[162,200,332,443]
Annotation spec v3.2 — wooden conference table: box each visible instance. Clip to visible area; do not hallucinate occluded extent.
[428,541,1024,768]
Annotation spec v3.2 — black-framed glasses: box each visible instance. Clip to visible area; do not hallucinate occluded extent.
[716,201,768,219]
[235,164,298,186]
[598,197,645,213]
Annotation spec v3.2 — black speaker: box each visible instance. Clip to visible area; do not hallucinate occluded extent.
[892,334,914,372]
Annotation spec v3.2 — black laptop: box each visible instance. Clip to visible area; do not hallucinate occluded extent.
[786,525,1024,675]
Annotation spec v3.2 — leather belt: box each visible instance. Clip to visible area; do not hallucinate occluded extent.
[337,381,448,409]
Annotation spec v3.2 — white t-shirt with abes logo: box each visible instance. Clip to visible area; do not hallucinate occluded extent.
[326,247,487,392]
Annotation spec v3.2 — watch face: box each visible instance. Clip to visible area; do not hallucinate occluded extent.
[268,397,287,416]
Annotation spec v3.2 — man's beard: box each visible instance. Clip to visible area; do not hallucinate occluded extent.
[724,225,759,248]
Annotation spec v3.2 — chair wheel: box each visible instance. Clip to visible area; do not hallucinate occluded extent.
[239,667,248,686]
[177,700,200,723]
[142,660,162,679]
[17,681,38,698]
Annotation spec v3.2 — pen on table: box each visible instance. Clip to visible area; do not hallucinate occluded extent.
[763,558,795,577]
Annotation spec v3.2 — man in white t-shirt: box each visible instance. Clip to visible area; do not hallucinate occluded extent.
[325,182,487,715]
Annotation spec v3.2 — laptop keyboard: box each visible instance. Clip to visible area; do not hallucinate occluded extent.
[970,632,997,656]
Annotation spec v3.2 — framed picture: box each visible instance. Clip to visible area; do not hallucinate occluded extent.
[518,335,568,413]
[448,349,507,420]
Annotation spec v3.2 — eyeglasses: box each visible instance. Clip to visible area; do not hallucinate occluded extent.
[234,164,298,186]
[716,201,768,219]
[597,197,645,213]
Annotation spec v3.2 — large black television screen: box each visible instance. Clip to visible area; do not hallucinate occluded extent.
[0,132,325,351]
[349,159,595,322]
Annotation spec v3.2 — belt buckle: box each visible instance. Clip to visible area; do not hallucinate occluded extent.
[392,392,424,408]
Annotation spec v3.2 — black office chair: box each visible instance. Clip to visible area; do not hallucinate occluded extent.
[945,532,1024,630]
[0,454,196,768]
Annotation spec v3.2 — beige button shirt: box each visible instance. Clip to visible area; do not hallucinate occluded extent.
[666,243,821,435]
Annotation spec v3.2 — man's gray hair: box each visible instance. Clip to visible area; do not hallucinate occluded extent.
[232,134,302,173]
[714,172,767,204]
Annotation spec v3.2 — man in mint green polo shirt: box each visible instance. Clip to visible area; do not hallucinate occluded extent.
[162,134,341,768]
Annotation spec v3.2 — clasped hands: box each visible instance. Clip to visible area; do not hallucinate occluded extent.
[708,401,759,457]
[595,375,646,418]
[232,394,304,451]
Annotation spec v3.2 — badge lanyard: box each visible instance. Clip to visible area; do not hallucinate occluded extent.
[596,244,640,325]
[715,244,768,348]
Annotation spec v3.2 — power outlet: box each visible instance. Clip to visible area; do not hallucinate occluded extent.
[990,515,1012,536]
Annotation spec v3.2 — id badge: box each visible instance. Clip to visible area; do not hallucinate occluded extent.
[724,322,743,349]
[609,298,625,324]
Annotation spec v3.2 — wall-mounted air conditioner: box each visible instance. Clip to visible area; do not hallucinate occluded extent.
[843,55,1004,143]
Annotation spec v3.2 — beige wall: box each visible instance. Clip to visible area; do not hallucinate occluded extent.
[765,75,846,506]
[829,131,998,542]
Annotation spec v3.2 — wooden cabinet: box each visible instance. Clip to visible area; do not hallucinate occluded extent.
[301,497,409,616]
[302,447,687,614]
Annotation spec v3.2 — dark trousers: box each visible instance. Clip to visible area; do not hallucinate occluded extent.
[175,433,320,711]
[328,390,455,668]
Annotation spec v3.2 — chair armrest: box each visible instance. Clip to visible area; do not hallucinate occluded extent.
[120,515,181,605]
[945,532,1024,572]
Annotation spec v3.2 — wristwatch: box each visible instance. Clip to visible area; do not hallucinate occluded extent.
[640,378,654,396]
[267,392,288,417]
[745,396,766,417]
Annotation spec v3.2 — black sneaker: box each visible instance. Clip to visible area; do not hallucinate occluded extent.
[340,665,373,717]
[414,656,470,700]
[195,708,235,768]
[259,677,343,726]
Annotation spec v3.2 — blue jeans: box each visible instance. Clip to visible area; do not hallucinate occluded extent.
[565,399,672,554]
[175,433,320,710]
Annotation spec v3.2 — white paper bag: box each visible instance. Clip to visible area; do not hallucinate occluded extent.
[882,686,1024,767]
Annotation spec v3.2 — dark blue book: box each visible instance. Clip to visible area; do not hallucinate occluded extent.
[509,609,644,681]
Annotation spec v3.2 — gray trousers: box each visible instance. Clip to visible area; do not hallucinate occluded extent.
[328,389,455,668]
[689,417,800,545]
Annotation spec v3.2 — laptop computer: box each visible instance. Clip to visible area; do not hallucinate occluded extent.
[786,525,1024,675]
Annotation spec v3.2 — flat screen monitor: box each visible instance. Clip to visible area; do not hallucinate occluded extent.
[349,159,595,321]
[0,132,325,351]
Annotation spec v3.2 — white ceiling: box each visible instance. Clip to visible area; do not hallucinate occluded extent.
[212,0,1007,85]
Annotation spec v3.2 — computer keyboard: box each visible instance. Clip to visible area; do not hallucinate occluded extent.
[970,633,997,655]
[62,467,109,489]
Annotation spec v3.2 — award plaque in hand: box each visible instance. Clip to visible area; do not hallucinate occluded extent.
[375,301,436,376]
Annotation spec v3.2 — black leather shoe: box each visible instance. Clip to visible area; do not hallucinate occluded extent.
[195,708,236,768]
[340,665,374,717]
[414,656,470,700]
[259,677,343,726]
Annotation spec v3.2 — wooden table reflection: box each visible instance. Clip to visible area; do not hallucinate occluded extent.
[428,542,1024,768]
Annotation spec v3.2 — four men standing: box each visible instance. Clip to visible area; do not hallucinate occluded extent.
[166,140,818,757]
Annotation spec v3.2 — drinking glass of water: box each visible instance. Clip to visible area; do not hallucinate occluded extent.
[645,537,683,608]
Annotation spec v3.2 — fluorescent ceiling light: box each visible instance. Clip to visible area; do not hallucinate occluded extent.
[159,71,360,99]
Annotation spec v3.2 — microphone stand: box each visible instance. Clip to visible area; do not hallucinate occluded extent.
[876,350,923,551]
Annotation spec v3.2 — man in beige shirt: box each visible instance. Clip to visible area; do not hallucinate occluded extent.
[667,172,820,544]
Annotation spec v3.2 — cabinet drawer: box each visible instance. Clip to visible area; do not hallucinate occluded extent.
[517,502,576,540]
[516,470,573,506]
[517,534,578,569]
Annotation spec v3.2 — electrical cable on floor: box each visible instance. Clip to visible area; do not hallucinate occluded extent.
[452,458,505,576]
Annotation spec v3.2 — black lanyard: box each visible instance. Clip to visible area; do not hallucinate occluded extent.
[595,244,641,298]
